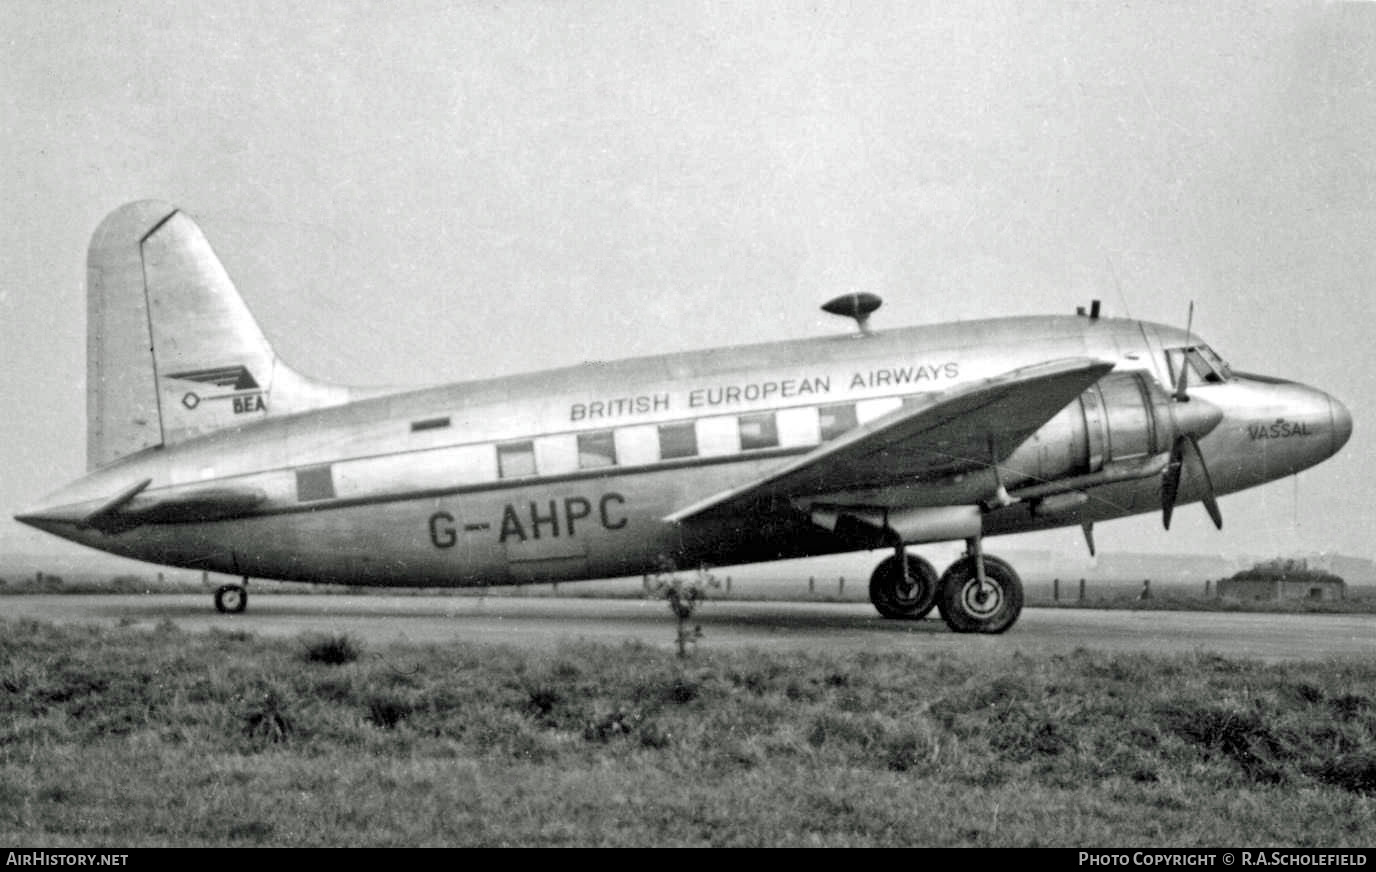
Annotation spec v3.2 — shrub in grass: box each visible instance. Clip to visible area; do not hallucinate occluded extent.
[226,820,276,844]
[665,676,699,705]
[1160,704,1286,784]
[1329,693,1371,721]
[643,564,719,658]
[525,686,561,718]
[242,689,295,745]
[366,694,412,729]
[584,707,642,742]
[302,634,360,665]
[1315,753,1376,794]
[638,720,673,749]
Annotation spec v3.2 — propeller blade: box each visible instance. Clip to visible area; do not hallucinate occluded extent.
[1173,301,1195,401]
[1162,434,1223,531]
[1161,439,1184,530]
[1180,434,1223,530]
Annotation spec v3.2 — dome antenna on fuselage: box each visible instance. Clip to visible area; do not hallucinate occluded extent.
[821,292,883,336]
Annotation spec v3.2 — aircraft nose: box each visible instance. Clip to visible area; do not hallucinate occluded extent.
[1329,394,1353,455]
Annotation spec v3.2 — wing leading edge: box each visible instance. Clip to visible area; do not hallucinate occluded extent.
[664,357,1116,524]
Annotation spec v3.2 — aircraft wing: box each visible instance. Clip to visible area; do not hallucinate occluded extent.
[664,357,1115,523]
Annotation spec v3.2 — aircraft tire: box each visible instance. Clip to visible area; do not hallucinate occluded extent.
[936,554,1022,634]
[214,584,247,614]
[868,553,939,620]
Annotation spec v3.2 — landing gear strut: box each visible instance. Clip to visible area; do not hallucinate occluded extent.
[214,577,249,614]
[868,547,939,620]
[935,538,1022,634]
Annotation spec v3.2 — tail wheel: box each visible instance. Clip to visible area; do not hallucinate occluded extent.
[869,553,939,620]
[936,554,1022,634]
[214,584,247,614]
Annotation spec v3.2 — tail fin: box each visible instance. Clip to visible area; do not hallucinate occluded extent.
[86,200,355,470]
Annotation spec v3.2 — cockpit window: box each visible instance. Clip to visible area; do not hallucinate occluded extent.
[1165,345,1231,388]
[1197,345,1232,380]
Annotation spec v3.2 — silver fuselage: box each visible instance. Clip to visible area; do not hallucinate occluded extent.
[18,315,1351,586]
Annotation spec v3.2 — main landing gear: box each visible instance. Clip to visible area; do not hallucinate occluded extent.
[869,539,1023,634]
[214,577,249,614]
[868,548,939,620]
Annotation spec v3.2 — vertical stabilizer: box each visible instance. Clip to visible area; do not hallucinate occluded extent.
[86,200,356,471]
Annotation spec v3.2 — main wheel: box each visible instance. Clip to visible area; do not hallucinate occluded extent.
[214,584,247,614]
[936,554,1022,634]
[869,553,939,620]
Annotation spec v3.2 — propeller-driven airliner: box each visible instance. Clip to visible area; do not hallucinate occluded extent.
[15,201,1352,632]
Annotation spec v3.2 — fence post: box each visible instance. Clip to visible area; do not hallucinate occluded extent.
[809,576,815,594]
[839,576,845,595]
[1079,578,1086,601]
[1053,578,1059,602]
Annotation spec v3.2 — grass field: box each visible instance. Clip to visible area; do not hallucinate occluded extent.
[1,617,1373,846]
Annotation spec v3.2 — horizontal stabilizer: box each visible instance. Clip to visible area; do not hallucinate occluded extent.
[121,486,268,526]
[15,481,266,534]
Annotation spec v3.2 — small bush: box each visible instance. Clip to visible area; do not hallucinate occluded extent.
[1329,694,1371,721]
[1315,753,1376,794]
[366,695,412,729]
[1292,683,1324,705]
[1161,705,1285,784]
[885,738,927,772]
[584,707,642,742]
[226,820,275,843]
[302,634,360,665]
[242,690,295,745]
[665,677,699,705]
[526,687,561,718]
[639,721,673,749]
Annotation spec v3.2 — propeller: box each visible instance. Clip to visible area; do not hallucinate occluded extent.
[1161,301,1222,530]
[1161,433,1222,530]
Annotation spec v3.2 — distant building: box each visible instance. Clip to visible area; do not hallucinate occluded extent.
[1218,558,1346,602]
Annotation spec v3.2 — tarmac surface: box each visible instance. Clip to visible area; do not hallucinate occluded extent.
[2,593,1373,661]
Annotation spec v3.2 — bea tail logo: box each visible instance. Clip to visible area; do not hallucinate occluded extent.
[167,366,267,414]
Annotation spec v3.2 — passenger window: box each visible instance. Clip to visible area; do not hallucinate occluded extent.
[497,441,536,479]
[577,430,616,469]
[658,421,698,460]
[739,412,779,450]
[819,403,858,441]
[410,416,450,432]
[295,465,336,501]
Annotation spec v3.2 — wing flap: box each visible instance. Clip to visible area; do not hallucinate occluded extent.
[665,357,1114,523]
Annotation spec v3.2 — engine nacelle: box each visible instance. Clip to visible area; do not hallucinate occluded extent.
[1009,371,1179,486]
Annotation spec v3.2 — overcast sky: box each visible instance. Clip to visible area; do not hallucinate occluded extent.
[2,1,1373,565]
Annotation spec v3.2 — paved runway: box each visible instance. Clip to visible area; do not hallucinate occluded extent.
[2,594,1372,661]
